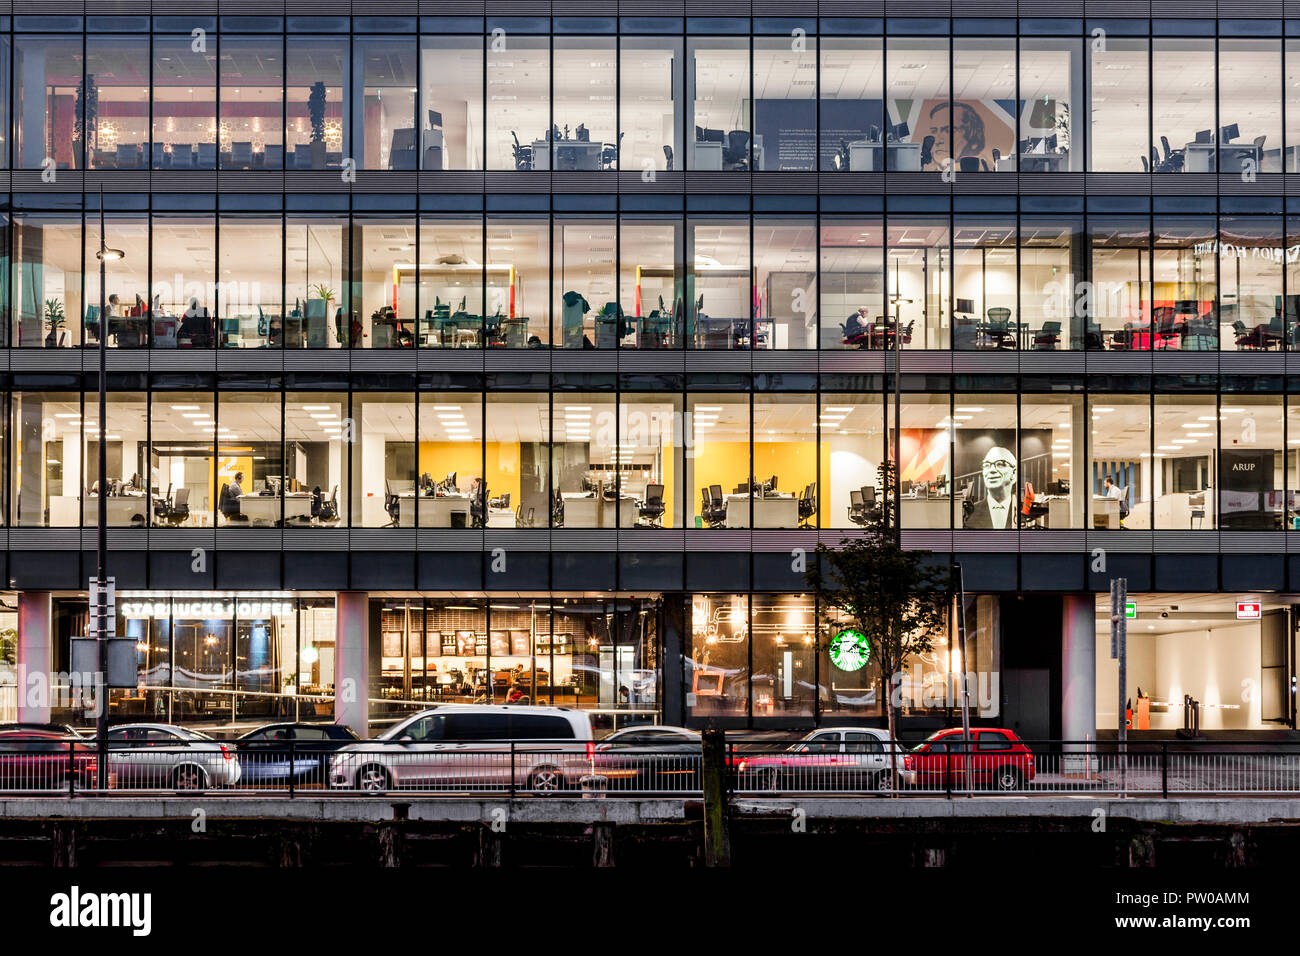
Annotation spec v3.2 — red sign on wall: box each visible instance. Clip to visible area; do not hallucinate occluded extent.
[1237,602,1262,620]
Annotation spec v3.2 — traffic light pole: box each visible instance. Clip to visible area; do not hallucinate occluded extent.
[96,190,109,789]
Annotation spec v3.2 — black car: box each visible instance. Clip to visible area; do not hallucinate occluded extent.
[234,723,361,787]
[593,726,702,793]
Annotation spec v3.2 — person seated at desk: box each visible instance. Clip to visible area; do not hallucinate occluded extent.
[180,298,212,348]
[1102,476,1130,522]
[964,447,1019,529]
[843,307,871,347]
[219,471,245,521]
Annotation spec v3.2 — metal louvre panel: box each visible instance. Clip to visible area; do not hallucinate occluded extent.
[619,171,685,193]
[418,350,485,371]
[1020,352,1084,374]
[216,530,284,551]
[353,173,417,193]
[148,530,217,551]
[1087,530,1153,553]
[753,172,817,194]
[962,0,1015,12]
[553,351,614,372]
[953,174,1017,195]
[550,174,615,193]
[11,172,76,190]
[1153,531,1217,552]
[1018,530,1086,552]
[285,350,347,371]
[549,531,612,551]
[13,0,80,10]
[684,1,750,13]
[1150,0,1215,12]
[553,0,615,10]
[899,531,951,551]
[885,172,948,194]
[1223,353,1282,374]
[356,0,417,11]
[751,531,816,552]
[1152,352,1219,374]
[349,530,417,550]
[422,0,485,12]
[820,529,868,545]
[1150,175,1218,195]
[85,529,149,550]
[12,351,80,371]
[954,352,1017,373]
[219,0,285,11]
[8,531,80,550]
[684,530,750,551]
[286,0,348,10]
[1085,173,1152,195]
[85,172,151,191]
[1219,175,1285,196]
[1288,354,1300,375]
[487,0,552,12]
[753,0,815,12]
[819,0,883,13]
[1087,0,1149,12]
[421,172,486,193]
[898,351,950,374]
[485,173,550,193]
[105,351,149,370]
[217,172,285,193]
[1020,0,1082,12]
[621,0,682,12]
[823,172,884,193]
[486,350,548,371]
[685,352,750,373]
[484,530,551,551]
[1085,352,1153,373]
[1017,173,1084,195]
[217,350,281,371]
[149,172,218,192]
[284,529,347,551]
[951,531,1020,552]
[885,0,949,12]
[283,172,347,193]
[0,172,10,190]
[753,351,817,373]
[618,530,684,551]
[1221,531,1283,554]
[819,351,885,373]
[685,172,751,195]
[416,530,483,550]
[351,351,415,372]
[618,351,686,373]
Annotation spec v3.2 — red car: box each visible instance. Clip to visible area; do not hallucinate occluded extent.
[901,728,1035,791]
[0,730,98,791]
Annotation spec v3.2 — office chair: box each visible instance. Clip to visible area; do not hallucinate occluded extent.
[798,483,816,528]
[639,484,665,527]
[1140,154,1150,172]
[919,135,935,167]
[511,131,533,171]
[489,491,510,510]
[383,480,401,527]
[663,145,674,170]
[1034,320,1061,350]
[219,483,248,523]
[722,130,750,170]
[601,132,623,170]
[551,491,564,527]
[848,489,865,526]
[958,156,981,173]
[861,486,881,522]
[707,485,727,526]
[992,147,1001,168]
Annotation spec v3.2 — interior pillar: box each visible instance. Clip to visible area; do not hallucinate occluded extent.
[1061,594,1096,752]
[335,591,369,737]
[18,590,53,723]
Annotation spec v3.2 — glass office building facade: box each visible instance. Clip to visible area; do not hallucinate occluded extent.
[3,5,1300,739]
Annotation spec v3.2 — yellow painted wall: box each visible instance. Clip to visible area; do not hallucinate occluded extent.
[418,441,520,506]
[690,440,816,522]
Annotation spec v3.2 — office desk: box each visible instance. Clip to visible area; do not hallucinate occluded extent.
[397,493,471,528]
[486,508,516,528]
[238,493,314,525]
[694,141,724,170]
[902,496,951,528]
[850,142,923,171]
[561,493,637,528]
[54,494,154,526]
[723,494,799,528]
[1091,496,1121,529]
[999,152,1068,172]
[532,140,604,171]
[848,141,884,171]
[1184,142,1261,173]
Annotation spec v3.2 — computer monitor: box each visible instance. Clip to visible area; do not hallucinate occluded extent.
[427,110,443,129]
[767,476,777,492]
[1194,129,1213,144]
[1220,123,1240,143]
[900,480,913,495]
[446,471,456,488]
[955,298,975,315]
[890,121,910,141]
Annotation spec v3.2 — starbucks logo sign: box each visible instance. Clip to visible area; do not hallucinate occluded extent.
[830,629,870,671]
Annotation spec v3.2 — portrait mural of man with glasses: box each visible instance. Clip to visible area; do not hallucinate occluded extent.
[958,432,1019,529]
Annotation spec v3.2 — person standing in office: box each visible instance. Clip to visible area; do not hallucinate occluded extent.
[963,446,1019,529]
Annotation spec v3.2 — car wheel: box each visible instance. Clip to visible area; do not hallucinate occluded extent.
[528,766,565,793]
[355,765,392,794]
[172,764,208,791]
[996,767,1023,792]
[873,770,893,793]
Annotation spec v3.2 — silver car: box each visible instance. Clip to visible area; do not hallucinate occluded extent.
[107,723,243,790]
[737,727,906,792]
[330,705,594,793]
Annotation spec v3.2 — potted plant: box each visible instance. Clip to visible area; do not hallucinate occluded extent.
[305,284,335,348]
[43,298,66,348]
[308,81,328,169]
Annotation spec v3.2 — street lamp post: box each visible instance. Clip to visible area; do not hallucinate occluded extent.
[94,186,125,788]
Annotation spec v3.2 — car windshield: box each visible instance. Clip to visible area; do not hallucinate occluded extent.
[176,727,213,741]
[912,731,954,752]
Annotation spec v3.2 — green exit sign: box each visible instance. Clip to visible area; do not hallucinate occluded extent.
[1125,602,1137,619]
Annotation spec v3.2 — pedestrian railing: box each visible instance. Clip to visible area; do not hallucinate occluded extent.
[3,737,1300,798]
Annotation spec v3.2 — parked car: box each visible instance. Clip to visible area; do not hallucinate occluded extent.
[106,724,242,790]
[736,727,905,792]
[901,728,1036,791]
[0,722,83,737]
[592,726,701,792]
[0,729,97,790]
[234,722,361,787]
[329,705,594,794]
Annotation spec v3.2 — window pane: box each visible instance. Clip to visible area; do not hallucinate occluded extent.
[621,36,681,173]
[886,37,946,172]
[151,214,214,349]
[820,37,882,172]
[752,594,814,717]
[287,36,346,170]
[1022,394,1084,529]
[487,217,549,347]
[487,35,547,170]
[620,393,682,529]
[1222,395,1283,530]
[15,36,83,170]
[688,593,747,717]
[754,217,816,349]
[894,394,951,529]
[619,216,684,349]
[413,392,482,528]
[286,215,347,348]
[86,36,150,170]
[419,216,483,348]
[1154,396,1216,529]
[219,215,283,348]
[420,35,482,171]
[152,392,216,526]
[353,216,415,349]
[687,394,749,528]
[688,37,750,170]
[219,37,283,170]
[86,393,150,527]
[886,217,950,349]
[554,36,615,170]
[823,394,884,529]
[217,393,283,526]
[688,216,749,349]
[487,393,548,528]
[12,213,82,348]
[953,216,1016,350]
[355,392,414,528]
[1020,215,1082,350]
[953,38,1015,173]
[286,393,348,527]
[1091,396,1150,529]
[753,36,816,171]
[553,393,618,529]
[1221,40,1281,173]
[89,214,149,348]
[553,217,616,349]
[1220,216,1282,352]
[153,36,217,170]
[1154,216,1217,351]
[1090,216,1151,350]
[1153,39,1213,174]
[1088,38,1148,172]
[753,395,814,528]
[1020,38,1082,172]
[955,395,1018,529]
[12,391,79,526]
[352,37,416,170]
[820,217,883,349]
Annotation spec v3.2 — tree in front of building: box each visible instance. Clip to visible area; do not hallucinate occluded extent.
[805,461,953,789]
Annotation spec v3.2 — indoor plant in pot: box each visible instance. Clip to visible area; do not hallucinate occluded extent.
[43,298,66,348]
[308,81,328,168]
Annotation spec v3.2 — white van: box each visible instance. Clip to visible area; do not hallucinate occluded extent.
[329,705,594,794]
